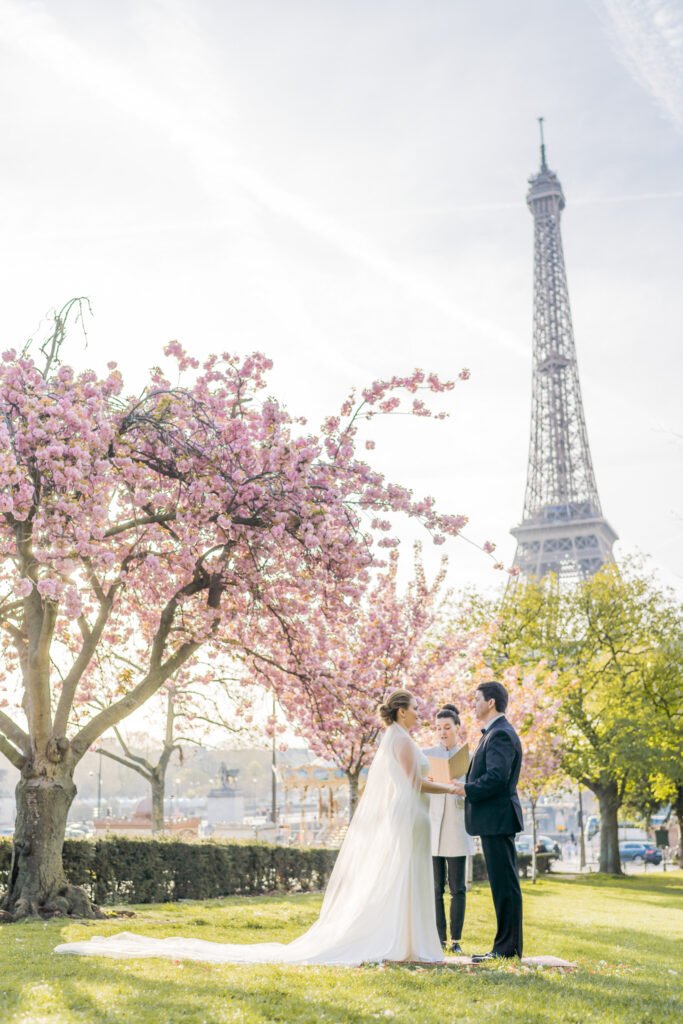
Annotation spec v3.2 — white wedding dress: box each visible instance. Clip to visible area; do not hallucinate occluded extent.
[55,724,443,966]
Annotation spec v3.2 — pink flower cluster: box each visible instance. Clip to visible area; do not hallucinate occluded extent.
[241,547,478,777]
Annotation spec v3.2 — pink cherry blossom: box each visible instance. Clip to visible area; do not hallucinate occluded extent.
[0,338,469,791]
[242,546,479,815]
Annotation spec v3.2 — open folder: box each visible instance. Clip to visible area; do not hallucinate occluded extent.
[427,744,470,784]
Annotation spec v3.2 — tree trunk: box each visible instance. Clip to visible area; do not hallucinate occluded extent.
[675,784,683,869]
[347,772,360,821]
[595,782,623,875]
[1,761,101,920]
[151,773,165,834]
[530,797,538,884]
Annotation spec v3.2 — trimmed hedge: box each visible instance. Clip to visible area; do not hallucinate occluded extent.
[472,850,553,880]
[0,837,338,906]
[516,852,555,878]
[0,838,553,906]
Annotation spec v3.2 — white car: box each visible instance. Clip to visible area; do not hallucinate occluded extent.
[515,834,561,858]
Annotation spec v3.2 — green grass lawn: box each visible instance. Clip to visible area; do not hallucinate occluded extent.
[1,873,681,1024]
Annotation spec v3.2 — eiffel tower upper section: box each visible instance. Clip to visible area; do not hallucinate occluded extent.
[511,123,617,579]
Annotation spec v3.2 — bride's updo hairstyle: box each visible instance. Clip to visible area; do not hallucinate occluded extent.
[378,689,414,726]
[436,703,460,725]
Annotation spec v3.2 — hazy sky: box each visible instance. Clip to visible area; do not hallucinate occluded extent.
[1,0,682,597]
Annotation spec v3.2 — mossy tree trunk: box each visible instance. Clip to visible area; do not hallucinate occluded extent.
[151,771,166,834]
[2,744,101,919]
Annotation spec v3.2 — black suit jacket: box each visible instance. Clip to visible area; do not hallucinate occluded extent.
[464,716,524,837]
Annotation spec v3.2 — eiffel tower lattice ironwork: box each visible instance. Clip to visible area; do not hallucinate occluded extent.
[511,122,617,579]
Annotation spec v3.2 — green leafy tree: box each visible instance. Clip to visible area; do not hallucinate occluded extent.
[473,560,682,875]
[634,631,683,865]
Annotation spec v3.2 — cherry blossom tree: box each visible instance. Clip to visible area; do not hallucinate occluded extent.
[0,308,468,918]
[243,547,477,816]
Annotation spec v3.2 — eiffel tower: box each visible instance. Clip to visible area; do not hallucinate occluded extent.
[511,121,617,579]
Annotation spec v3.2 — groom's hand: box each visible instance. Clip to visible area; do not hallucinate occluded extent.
[451,781,466,796]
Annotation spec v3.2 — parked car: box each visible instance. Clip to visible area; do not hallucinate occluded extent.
[515,834,561,860]
[65,822,94,839]
[618,841,662,865]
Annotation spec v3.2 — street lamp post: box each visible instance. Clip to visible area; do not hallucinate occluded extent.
[97,749,102,819]
[271,694,278,825]
[578,785,586,870]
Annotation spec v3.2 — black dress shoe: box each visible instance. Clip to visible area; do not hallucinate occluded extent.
[448,942,464,955]
[471,951,516,963]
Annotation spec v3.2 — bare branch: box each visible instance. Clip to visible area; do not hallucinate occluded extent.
[0,598,25,619]
[54,590,116,735]
[81,558,106,605]
[98,746,151,781]
[0,733,25,770]
[76,615,91,643]
[1,619,26,647]
[150,574,208,671]
[33,297,92,379]
[104,511,177,539]
[0,711,29,753]
[71,638,201,758]
[112,726,154,772]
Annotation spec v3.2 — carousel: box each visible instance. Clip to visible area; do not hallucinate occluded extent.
[278,761,368,847]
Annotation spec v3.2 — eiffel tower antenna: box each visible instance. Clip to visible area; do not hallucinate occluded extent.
[511,125,618,579]
[538,116,547,171]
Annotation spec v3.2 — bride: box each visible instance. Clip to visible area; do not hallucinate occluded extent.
[55,689,459,966]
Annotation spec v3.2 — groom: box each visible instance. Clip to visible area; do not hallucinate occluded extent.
[451,681,524,960]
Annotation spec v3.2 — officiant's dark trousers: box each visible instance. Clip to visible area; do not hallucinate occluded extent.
[480,835,523,957]
[432,856,466,944]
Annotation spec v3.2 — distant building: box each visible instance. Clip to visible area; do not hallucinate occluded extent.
[94,796,200,837]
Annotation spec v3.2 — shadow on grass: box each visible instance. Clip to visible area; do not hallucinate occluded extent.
[456,963,679,1024]
[562,872,683,893]
[521,917,682,999]
[535,872,683,912]
[48,952,682,1024]
[52,962,394,1024]
[0,983,21,1022]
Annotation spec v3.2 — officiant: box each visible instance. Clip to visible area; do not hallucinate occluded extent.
[423,703,475,953]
